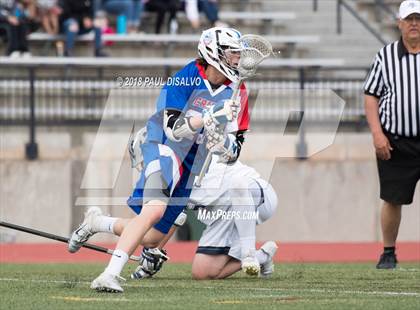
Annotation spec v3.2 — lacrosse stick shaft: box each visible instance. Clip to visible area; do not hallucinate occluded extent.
[0,221,140,261]
[194,81,243,187]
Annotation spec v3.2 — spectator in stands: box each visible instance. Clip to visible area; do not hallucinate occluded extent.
[183,0,227,31]
[364,0,420,269]
[143,0,179,34]
[59,0,106,57]
[36,0,61,35]
[36,0,63,55]
[95,9,115,47]
[96,0,143,33]
[0,0,38,57]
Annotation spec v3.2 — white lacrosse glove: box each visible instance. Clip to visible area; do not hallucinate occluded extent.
[202,98,240,129]
[206,132,239,163]
[131,247,169,279]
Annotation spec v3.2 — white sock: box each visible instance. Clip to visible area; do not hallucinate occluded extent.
[256,249,269,265]
[104,249,129,276]
[94,215,118,234]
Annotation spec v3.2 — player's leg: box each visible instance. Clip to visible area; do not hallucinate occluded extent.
[192,208,241,280]
[191,204,242,279]
[91,199,167,292]
[253,178,279,276]
[218,245,277,279]
[192,228,277,279]
[253,179,278,224]
[220,226,278,278]
[228,176,260,274]
[69,208,174,281]
[112,200,166,254]
[141,210,186,248]
[68,209,159,254]
[192,253,239,280]
[114,168,171,254]
[68,192,175,253]
[112,218,131,236]
[232,176,279,276]
[91,171,170,292]
[68,207,124,253]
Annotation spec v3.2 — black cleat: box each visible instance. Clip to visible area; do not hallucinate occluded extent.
[376,253,398,269]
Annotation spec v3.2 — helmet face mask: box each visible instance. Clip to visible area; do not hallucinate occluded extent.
[198,27,242,83]
[219,46,241,70]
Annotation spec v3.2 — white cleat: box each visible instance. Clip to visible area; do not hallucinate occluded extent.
[68,206,102,253]
[241,250,260,276]
[91,272,125,293]
[259,241,278,277]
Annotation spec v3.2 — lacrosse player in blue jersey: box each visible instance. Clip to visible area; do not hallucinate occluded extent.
[68,27,250,293]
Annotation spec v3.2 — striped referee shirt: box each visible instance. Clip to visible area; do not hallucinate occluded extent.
[364,38,420,138]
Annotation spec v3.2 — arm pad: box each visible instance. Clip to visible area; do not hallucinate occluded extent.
[163,109,197,142]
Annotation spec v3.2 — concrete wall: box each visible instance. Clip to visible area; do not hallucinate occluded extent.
[0,130,73,242]
[1,127,419,243]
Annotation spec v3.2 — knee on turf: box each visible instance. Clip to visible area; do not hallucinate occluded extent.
[192,265,221,280]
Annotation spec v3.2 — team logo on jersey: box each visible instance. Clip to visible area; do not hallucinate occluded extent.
[193,97,215,109]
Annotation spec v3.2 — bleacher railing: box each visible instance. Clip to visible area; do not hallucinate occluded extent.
[1,74,368,123]
[0,60,369,159]
[0,77,367,120]
[370,0,397,22]
[337,0,388,45]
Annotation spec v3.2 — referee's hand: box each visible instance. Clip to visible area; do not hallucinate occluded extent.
[373,132,393,160]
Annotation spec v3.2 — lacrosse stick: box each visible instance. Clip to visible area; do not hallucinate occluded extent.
[195,34,273,187]
[0,221,141,261]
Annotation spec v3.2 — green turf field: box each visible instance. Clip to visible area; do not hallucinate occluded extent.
[1,263,419,309]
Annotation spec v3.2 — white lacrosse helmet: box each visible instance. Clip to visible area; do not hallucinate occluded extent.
[198,27,242,83]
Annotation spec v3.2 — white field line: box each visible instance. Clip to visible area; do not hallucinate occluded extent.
[0,277,419,297]
[50,296,132,302]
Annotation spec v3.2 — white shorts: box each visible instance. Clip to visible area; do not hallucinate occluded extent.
[196,180,277,260]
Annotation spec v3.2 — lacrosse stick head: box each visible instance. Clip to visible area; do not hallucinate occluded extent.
[237,34,273,80]
[198,28,273,83]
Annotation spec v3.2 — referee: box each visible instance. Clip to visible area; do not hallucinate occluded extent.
[364,0,420,269]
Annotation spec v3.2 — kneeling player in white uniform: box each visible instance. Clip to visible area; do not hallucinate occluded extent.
[132,158,278,279]
[192,159,277,279]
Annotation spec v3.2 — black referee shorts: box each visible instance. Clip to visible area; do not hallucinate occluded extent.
[377,132,420,205]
